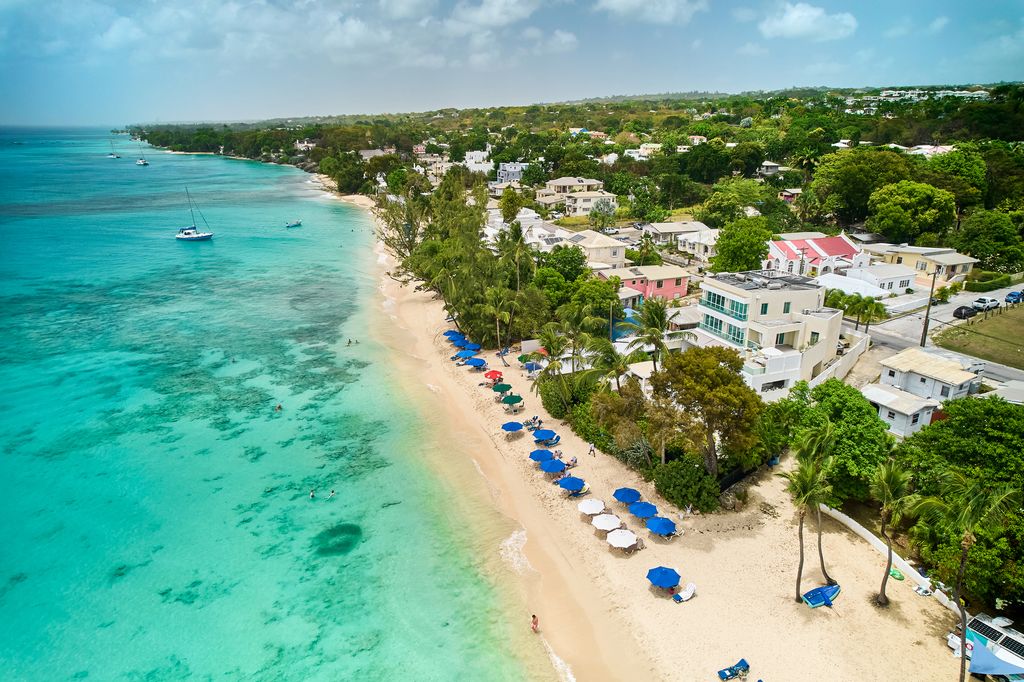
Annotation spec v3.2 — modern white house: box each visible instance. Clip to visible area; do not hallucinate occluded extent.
[844,263,918,293]
[462,150,493,175]
[641,221,711,247]
[294,139,317,152]
[496,162,530,183]
[689,270,856,397]
[859,243,979,286]
[563,190,618,217]
[758,161,782,177]
[862,347,981,437]
[677,228,719,264]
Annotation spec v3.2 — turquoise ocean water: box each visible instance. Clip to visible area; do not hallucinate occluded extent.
[0,129,529,680]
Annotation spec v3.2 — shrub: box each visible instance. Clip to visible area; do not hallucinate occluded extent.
[654,458,720,513]
[537,379,569,419]
[568,400,616,455]
[965,271,1012,292]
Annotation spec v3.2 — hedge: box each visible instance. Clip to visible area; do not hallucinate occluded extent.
[965,271,1012,292]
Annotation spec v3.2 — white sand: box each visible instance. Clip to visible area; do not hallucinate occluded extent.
[349,191,959,680]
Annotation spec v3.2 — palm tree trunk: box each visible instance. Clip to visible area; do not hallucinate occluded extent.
[956,545,970,682]
[877,519,891,606]
[815,506,836,585]
[495,318,501,351]
[703,427,718,478]
[795,513,806,603]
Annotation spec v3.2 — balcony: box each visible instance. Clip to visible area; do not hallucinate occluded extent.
[698,321,745,347]
[699,297,748,321]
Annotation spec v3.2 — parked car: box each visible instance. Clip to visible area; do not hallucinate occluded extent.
[1006,291,1024,304]
[953,306,978,319]
[972,297,1001,311]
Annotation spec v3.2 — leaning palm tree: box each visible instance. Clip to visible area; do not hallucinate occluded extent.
[869,460,918,607]
[779,458,832,602]
[582,337,646,391]
[913,471,1020,682]
[620,296,670,370]
[482,286,516,350]
[794,419,838,586]
[555,302,603,372]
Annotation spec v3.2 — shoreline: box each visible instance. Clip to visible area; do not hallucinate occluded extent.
[346,190,959,681]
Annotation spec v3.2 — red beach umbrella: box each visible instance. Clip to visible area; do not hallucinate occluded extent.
[484,370,503,380]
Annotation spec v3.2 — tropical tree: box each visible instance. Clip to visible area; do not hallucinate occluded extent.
[496,221,534,293]
[555,302,603,372]
[620,296,670,370]
[914,472,1020,682]
[866,180,956,243]
[499,185,524,224]
[589,198,616,231]
[779,457,833,602]
[791,149,820,183]
[869,460,918,607]
[482,286,516,350]
[631,233,660,266]
[710,217,773,273]
[794,419,838,586]
[583,337,645,391]
[856,297,887,334]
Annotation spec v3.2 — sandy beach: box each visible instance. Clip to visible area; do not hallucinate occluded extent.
[368,278,960,680]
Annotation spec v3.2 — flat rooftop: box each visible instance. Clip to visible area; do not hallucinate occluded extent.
[706,270,820,292]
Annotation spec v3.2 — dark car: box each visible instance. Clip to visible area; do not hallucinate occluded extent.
[1006,291,1024,304]
[953,306,978,319]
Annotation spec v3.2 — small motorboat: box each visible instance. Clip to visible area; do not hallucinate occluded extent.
[285,219,302,228]
[802,583,841,608]
[176,226,213,241]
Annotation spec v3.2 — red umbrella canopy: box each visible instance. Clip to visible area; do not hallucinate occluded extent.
[484,370,503,379]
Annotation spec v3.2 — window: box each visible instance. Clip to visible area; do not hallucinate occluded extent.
[656,279,663,288]
[787,261,794,273]
[920,377,926,384]
[702,314,723,333]
[896,256,903,264]
[911,413,920,425]
[916,261,927,271]
[775,333,785,345]
[729,300,748,320]
[899,279,910,288]
[761,303,768,315]
[675,278,682,286]
[886,410,896,420]
[887,370,895,378]
[810,331,820,345]
[783,302,791,314]
[940,385,950,397]
[611,249,619,257]
[887,282,894,289]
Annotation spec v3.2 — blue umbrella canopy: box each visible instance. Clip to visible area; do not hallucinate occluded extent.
[452,338,469,348]
[455,349,478,358]
[532,429,557,441]
[613,487,642,504]
[464,343,481,351]
[629,501,659,518]
[646,566,681,589]
[443,330,463,338]
[540,459,567,473]
[523,361,542,371]
[557,476,586,492]
[646,517,677,536]
[529,449,554,462]
[466,358,486,367]
[501,421,524,432]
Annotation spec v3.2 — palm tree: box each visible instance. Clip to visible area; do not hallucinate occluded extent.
[555,302,603,372]
[496,221,534,294]
[841,293,865,330]
[914,471,1020,682]
[633,233,659,265]
[583,337,645,391]
[620,296,670,370]
[857,297,887,334]
[482,287,516,350]
[791,149,820,183]
[869,460,918,607]
[824,289,847,310]
[794,420,838,586]
[779,458,832,602]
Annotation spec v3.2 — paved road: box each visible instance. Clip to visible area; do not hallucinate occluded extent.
[855,281,1024,384]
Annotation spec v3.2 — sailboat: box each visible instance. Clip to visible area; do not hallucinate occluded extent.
[136,144,149,166]
[107,141,120,159]
[175,188,214,241]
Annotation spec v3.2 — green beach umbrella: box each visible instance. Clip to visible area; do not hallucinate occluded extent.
[517,354,530,363]
[491,383,512,393]
[502,394,523,405]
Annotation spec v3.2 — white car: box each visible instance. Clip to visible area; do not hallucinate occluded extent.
[972,297,1000,311]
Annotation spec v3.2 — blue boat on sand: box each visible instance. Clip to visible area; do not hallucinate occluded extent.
[802,583,841,608]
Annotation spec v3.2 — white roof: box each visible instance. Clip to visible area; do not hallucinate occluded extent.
[880,348,978,386]
[547,176,601,187]
[627,361,656,380]
[846,263,917,279]
[777,231,826,240]
[645,221,709,235]
[813,273,885,298]
[862,383,939,415]
[567,230,625,249]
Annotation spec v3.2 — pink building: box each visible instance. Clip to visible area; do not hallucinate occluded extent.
[599,265,690,301]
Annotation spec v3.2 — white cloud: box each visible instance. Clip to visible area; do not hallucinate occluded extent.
[378,0,437,20]
[731,7,758,23]
[883,19,909,39]
[449,0,540,29]
[96,16,144,50]
[737,41,767,56]
[594,0,708,24]
[928,16,949,33]
[520,26,578,55]
[759,2,857,41]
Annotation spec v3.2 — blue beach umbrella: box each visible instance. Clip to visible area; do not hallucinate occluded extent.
[629,501,658,519]
[466,358,486,367]
[523,361,542,372]
[540,459,567,473]
[501,421,524,433]
[464,343,481,351]
[443,330,463,338]
[613,487,642,504]
[532,429,557,441]
[452,338,469,348]
[646,566,681,589]
[529,449,554,462]
[646,517,677,536]
[557,476,585,492]
[455,349,477,358]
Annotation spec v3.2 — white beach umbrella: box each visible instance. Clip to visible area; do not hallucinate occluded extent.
[606,528,638,549]
[577,499,606,516]
[591,514,622,532]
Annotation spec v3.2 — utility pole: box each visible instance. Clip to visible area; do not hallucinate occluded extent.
[919,268,939,347]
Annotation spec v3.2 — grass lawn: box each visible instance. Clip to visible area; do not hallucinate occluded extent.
[934,304,1024,369]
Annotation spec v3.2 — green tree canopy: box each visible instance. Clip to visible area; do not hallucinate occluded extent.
[950,209,1024,273]
[810,149,911,225]
[865,180,956,243]
[538,245,588,282]
[710,216,773,273]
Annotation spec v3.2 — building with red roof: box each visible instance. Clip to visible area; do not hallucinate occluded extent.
[762,233,864,276]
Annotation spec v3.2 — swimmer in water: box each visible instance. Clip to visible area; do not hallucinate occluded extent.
[328,490,336,498]
[309,489,315,499]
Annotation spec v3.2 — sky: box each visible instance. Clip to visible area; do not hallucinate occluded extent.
[0,0,1021,125]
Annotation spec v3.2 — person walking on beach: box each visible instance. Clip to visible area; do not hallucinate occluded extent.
[530,614,539,633]
[588,442,596,457]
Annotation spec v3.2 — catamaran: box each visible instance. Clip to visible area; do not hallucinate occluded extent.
[136,144,149,166]
[107,141,120,159]
[175,188,214,241]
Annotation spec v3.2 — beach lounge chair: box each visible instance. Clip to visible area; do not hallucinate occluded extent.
[672,582,697,603]
[568,484,591,498]
[538,435,560,447]
[717,659,749,680]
